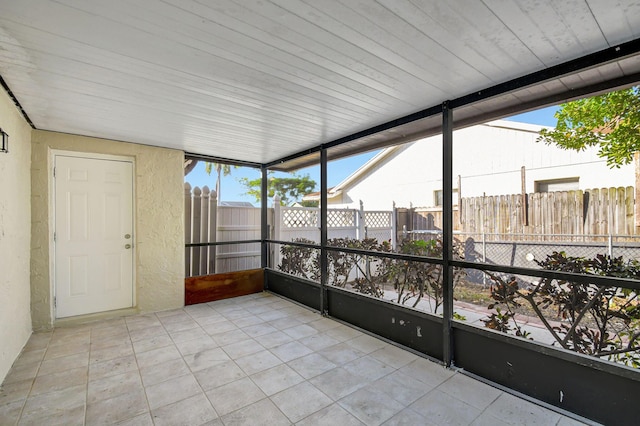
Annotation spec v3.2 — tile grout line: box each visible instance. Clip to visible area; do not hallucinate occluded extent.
[124,313,154,425]
[181,305,223,422]
[15,330,50,425]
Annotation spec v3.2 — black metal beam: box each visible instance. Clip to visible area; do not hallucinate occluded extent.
[264,148,322,170]
[320,147,328,315]
[325,244,444,265]
[323,105,444,151]
[450,259,640,291]
[261,165,268,269]
[185,240,262,248]
[0,74,35,129]
[450,37,640,110]
[263,105,443,169]
[184,152,262,169]
[441,102,454,367]
[453,71,640,130]
[266,239,320,250]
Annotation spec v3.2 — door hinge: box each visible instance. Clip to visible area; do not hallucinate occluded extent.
[54,297,56,308]
[53,232,56,242]
[53,167,56,178]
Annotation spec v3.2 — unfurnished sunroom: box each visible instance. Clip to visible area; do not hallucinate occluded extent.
[1,1,640,425]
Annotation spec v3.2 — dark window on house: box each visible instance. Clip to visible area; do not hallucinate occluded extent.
[535,177,579,192]
[434,189,458,207]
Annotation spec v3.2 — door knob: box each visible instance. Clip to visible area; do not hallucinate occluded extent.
[125,234,131,239]
[125,244,132,249]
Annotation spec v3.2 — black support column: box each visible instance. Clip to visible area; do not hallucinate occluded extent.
[260,166,268,270]
[320,147,328,315]
[442,101,454,367]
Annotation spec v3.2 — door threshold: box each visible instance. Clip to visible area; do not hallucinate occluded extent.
[55,307,140,328]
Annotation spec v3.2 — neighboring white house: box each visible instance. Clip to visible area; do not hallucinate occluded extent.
[307,120,635,210]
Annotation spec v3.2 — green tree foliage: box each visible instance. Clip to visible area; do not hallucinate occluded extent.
[239,173,317,206]
[537,86,640,168]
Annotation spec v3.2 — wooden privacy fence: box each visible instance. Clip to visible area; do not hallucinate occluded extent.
[394,186,637,242]
[460,186,636,239]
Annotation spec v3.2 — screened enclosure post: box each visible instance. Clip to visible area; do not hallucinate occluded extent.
[184,183,192,278]
[320,147,328,315]
[442,101,454,367]
[261,166,268,271]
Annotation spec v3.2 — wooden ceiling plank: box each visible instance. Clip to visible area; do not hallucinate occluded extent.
[0,19,390,122]
[1,2,401,115]
[588,0,640,46]
[295,0,485,93]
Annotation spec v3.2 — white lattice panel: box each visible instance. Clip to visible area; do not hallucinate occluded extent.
[327,209,357,227]
[365,211,392,228]
[282,208,319,228]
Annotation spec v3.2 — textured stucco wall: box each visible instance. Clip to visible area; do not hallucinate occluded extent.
[31,130,184,329]
[0,88,33,382]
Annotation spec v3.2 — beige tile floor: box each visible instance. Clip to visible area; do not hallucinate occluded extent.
[0,292,592,425]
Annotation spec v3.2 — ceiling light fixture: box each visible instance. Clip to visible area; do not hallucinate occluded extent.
[0,128,8,153]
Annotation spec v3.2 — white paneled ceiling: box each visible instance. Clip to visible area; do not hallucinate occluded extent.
[0,0,639,164]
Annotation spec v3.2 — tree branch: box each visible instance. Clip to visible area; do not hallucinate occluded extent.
[561,285,608,346]
[519,291,569,349]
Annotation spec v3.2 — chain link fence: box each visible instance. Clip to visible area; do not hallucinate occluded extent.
[408,231,640,268]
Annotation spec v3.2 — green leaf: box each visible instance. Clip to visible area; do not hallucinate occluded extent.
[537,86,640,168]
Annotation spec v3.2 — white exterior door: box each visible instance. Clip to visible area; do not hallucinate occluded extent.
[54,154,134,318]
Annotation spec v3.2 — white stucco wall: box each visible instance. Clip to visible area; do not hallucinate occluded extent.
[0,88,33,383]
[333,121,634,210]
[31,131,184,330]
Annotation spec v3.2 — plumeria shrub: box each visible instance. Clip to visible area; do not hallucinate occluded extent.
[483,252,640,367]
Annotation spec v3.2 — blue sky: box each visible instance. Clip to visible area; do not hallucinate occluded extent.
[185,105,560,205]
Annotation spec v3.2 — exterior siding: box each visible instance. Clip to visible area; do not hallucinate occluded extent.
[329,121,634,210]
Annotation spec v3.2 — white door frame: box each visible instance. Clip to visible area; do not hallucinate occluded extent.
[50,150,136,320]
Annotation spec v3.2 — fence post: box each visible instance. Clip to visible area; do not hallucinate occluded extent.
[409,202,415,236]
[392,201,397,250]
[200,186,210,275]
[273,195,282,268]
[209,190,217,274]
[482,232,486,263]
[184,183,192,277]
[482,231,487,287]
[192,186,202,276]
[357,200,371,279]
[608,234,613,258]
[268,204,274,267]
[358,200,365,240]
